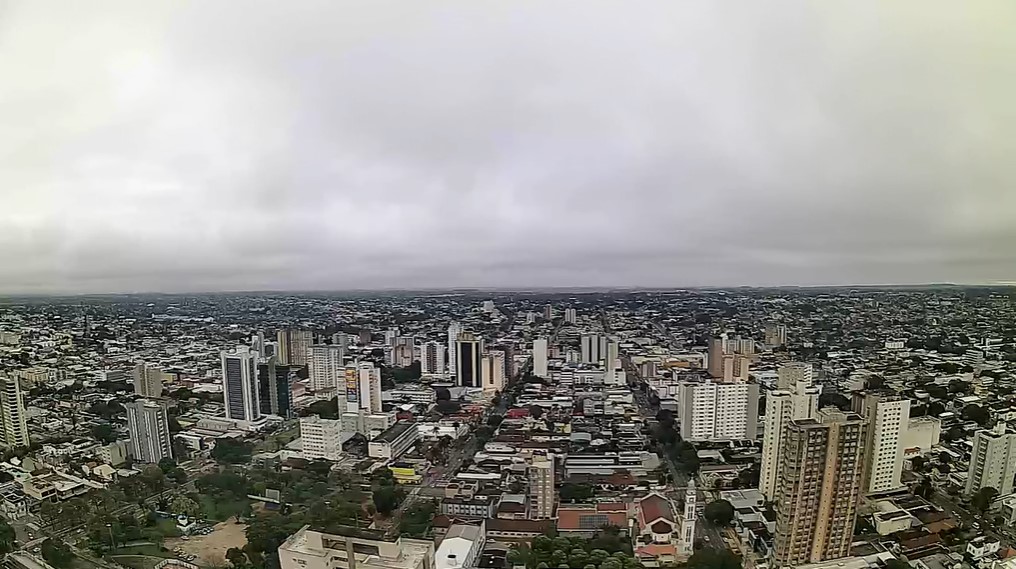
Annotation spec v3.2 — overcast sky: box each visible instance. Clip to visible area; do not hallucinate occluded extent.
[2,1,1014,294]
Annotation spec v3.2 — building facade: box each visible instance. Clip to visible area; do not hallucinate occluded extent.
[760,364,820,500]
[420,341,445,375]
[677,381,759,442]
[854,392,910,494]
[966,423,1016,496]
[308,345,344,392]
[277,329,313,367]
[532,338,549,378]
[455,333,483,388]
[221,346,261,423]
[132,362,163,398]
[529,454,555,519]
[300,416,343,461]
[0,376,29,449]
[278,525,434,569]
[126,399,172,463]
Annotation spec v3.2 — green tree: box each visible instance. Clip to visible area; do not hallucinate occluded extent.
[172,495,201,517]
[226,547,250,569]
[372,486,403,516]
[972,487,999,513]
[885,559,911,569]
[91,423,117,443]
[0,517,16,554]
[559,483,595,502]
[704,499,735,526]
[40,538,74,568]
[211,438,255,464]
[159,457,177,473]
[600,559,622,569]
[687,549,740,569]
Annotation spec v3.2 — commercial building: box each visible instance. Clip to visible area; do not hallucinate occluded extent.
[532,338,549,378]
[278,525,434,569]
[854,392,910,494]
[132,362,163,398]
[760,364,820,500]
[300,416,343,461]
[447,322,462,376]
[436,522,485,569]
[277,329,313,367]
[580,334,607,365]
[343,363,382,414]
[773,409,866,568]
[126,399,172,463]
[482,351,505,394]
[528,454,555,519]
[420,341,445,375]
[677,381,759,442]
[368,422,419,460]
[308,345,345,392]
[258,358,296,418]
[222,346,261,423]
[455,332,483,388]
[965,423,1016,496]
[0,376,29,449]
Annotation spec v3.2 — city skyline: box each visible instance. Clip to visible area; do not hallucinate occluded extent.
[2,1,1015,294]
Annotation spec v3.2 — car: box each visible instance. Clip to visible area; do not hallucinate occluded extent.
[704,536,710,542]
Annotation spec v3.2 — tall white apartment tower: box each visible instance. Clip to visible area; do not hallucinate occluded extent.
[854,392,910,494]
[447,322,462,376]
[580,334,602,365]
[965,423,1016,496]
[126,399,172,463]
[529,454,555,519]
[342,362,383,414]
[603,339,620,385]
[132,362,164,398]
[0,377,29,449]
[678,381,760,442]
[277,329,313,367]
[221,346,261,422]
[420,341,445,375]
[308,345,344,392]
[532,338,549,378]
[759,365,820,500]
[563,308,577,325]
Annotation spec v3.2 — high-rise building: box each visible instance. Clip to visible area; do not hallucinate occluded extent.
[679,481,697,556]
[447,322,462,376]
[455,332,483,388]
[308,345,344,392]
[221,346,261,423]
[385,327,401,347]
[0,377,29,449]
[854,392,910,494]
[126,399,172,463]
[765,323,788,348]
[482,300,495,312]
[258,358,295,418]
[965,423,1016,496]
[777,362,813,389]
[707,334,753,382]
[358,329,372,346]
[580,334,603,365]
[532,338,549,378]
[603,339,620,385]
[529,454,555,519]
[420,341,445,375]
[343,362,383,414]
[563,308,577,325]
[482,351,505,394]
[132,362,163,398]
[677,381,759,442]
[277,329,313,367]
[774,409,866,567]
[391,337,415,368]
[299,416,343,461]
[543,305,554,320]
[759,366,820,500]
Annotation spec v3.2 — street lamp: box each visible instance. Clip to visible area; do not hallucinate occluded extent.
[105,523,115,551]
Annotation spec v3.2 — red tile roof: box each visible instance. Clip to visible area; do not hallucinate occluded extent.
[638,493,675,527]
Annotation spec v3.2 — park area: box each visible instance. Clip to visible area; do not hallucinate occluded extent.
[165,521,249,567]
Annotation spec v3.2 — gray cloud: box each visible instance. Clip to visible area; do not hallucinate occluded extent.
[1,0,1015,293]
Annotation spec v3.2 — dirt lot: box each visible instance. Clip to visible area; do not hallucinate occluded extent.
[165,521,248,566]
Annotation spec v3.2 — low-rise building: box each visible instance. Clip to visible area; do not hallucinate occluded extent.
[369,422,419,460]
[278,525,433,569]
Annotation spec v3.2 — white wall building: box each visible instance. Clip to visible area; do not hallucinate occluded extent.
[343,363,382,414]
[529,454,555,519]
[420,341,445,375]
[132,363,163,398]
[966,423,1016,496]
[447,322,462,376]
[855,393,910,494]
[300,416,343,461]
[759,368,820,500]
[677,381,759,442]
[126,399,172,463]
[481,351,505,394]
[0,377,29,449]
[532,338,549,378]
[308,345,344,392]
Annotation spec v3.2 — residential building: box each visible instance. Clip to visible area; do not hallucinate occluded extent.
[368,422,419,460]
[760,364,820,500]
[300,416,343,461]
[440,497,497,519]
[854,392,910,494]
[343,362,382,414]
[278,525,434,569]
[533,338,548,378]
[707,334,753,382]
[777,362,813,389]
[132,362,163,398]
[0,377,29,449]
[98,441,129,467]
[126,399,172,464]
[221,346,261,423]
[308,345,344,392]
[455,332,483,388]
[482,351,505,394]
[277,329,313,367]
[773,409,866,567]
[447,322,462,376]
[965,423,1016,496]
[580,335,606,365]
[420,341,445,375]
[563,308,577,324]
[677,381,759,442]
[529,454,555,519]
[765,323,788,348]
[603,339,620,385]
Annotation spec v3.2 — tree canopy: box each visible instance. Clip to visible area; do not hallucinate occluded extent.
[704,499,735,526]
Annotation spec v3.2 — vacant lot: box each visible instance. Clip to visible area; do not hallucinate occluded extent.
[165,521,247,566]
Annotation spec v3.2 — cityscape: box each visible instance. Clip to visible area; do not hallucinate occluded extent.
[0,288,1013,569]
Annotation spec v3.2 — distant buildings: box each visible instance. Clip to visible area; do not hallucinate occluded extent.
[765,322,788,348]
[965,423,1016,496]
[706,334,753,382]
[420,341,445,375]
[455,332,483,388]
[277,329,313,367]
[132,362,163,398]
[774,409,866,567]
[221,346,261,423]
[528,454,555,519]
[760,363,819,500]
[447,322,462,376]
[532,338,548,378]
[0,377,29,449]
[126,399,172,463]
[563,308,577,324]
[677,381,759,442]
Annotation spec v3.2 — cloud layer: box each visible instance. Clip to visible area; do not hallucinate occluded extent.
[1,1,1015,293]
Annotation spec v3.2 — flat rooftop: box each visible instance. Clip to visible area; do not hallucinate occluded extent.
[373,421,415,444]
